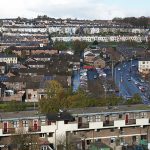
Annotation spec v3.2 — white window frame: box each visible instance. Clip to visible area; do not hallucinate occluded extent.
[23,120,28,127]
[13,121,19,128]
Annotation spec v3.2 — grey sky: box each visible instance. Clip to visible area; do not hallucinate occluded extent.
[0,0,149,19]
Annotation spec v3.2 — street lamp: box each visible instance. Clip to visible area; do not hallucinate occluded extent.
[112,60,114,79]
[131,58,133,74]
[147,125,150,150]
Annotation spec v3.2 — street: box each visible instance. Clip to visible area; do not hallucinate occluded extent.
[115,60,150,104]
[72,70,80,92]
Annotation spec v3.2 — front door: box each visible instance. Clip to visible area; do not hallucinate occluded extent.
[105,115,109,124]
[78,117,82,127]
[33,120,38,131]
[125,114,129,124]
[82,140,85,150]
[3,122,7,133]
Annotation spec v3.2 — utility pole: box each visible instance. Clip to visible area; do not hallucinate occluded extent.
[131,58,132,74]
[112,60,114,79]
[119,80,121,97]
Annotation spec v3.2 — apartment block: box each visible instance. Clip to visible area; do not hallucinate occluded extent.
[0,105,150,150]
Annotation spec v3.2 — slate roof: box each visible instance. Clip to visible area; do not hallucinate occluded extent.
[68,104,150,116]
[46,112,74,121]
[0,54,17,58]
[0,62,7,66]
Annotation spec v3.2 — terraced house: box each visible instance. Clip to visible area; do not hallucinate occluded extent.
[138,58,150,75]
[0,104,150,150]
[0,54,17,64]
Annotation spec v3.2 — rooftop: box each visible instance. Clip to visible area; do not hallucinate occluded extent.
[0,104,150,121]
[68,104,150,116]
[0,110,44,121]
[0,54,17,58]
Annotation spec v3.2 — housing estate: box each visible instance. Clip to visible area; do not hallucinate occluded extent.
[0,105,150,150]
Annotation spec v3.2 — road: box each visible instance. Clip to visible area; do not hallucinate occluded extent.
[72,68,99,92]
[72,70,80,92]
[115,59,150,104]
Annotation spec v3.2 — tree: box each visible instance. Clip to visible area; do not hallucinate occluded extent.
[56,134,77,150]
[112,17,149,28]
[72,40,88,53]
[92,40,98,45]
[4,49,13,55]
[21,50,27,58]
[66,89,88,108]
[53,41,68,51]
[11,129,40,150]
[39,80,68,113]
[125,94,142,104]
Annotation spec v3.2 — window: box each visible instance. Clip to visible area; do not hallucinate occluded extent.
[28,93,32,99]
[110,128,114,132]
[41,119,46,126]
[95,115,101,122]
[96,139,101,142]
[23,120,28,127]
[120,127,123,131]
[41,146,48,150]
[48,133,53,137]
[141,112,147,118]
[64,120,68,124]
[40,133,46,137]
[110,138,115,143]
[119,114,122,119]
[87,116,93,122]
[13,121,19,128]
[86,140,91,145]
[135,113,140,119]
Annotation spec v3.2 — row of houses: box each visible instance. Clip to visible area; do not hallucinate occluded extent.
[52,35,148,43]
[0,33,50,51]
[1,25,149,35]
[0,105,150,150]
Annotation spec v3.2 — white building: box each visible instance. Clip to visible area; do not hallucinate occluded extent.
[2,27,47,33]
[0,105,150,150]
[138,59,150,75]
[0,54,17,64]
[52,35,148,43]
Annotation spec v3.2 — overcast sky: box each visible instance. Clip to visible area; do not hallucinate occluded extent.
[0,0,150,19]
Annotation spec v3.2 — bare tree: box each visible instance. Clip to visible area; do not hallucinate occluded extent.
[10,129,40,150]
[56,134,77,150]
